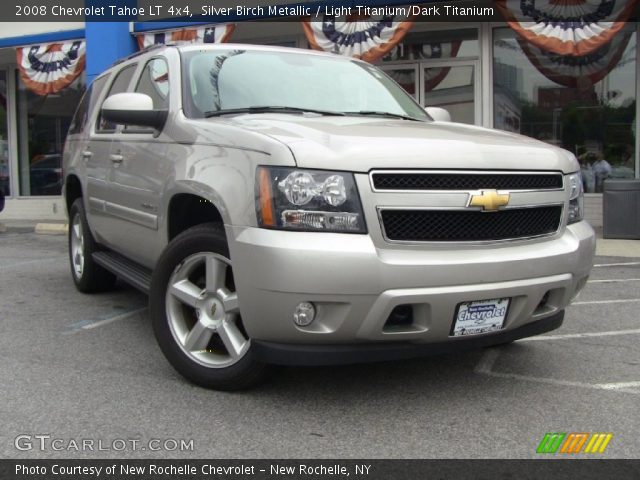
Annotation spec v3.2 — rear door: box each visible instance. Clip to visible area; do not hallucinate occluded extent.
[86,62,138,245]
[65,73,108,230]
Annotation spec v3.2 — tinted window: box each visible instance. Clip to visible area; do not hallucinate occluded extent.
[69,74,109,135]
[98,64,137,132]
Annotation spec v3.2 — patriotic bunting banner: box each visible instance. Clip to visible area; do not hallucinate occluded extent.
[496,0,638,56]
[16,40,85,96]
[302,15,414,63]
[137,24,235,50]
[519,30,633,88]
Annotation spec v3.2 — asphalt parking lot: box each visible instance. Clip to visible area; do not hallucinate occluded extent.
[1,231,639,459]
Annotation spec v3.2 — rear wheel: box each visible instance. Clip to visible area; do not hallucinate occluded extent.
[68,199,117,293]
[150,224,268,390]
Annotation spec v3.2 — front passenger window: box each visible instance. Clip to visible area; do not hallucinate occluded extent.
[97,64,137,132]
[135,58,169,109]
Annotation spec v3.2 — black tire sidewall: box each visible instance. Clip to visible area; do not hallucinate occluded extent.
[68,199,116,292]
[149,224,266,390]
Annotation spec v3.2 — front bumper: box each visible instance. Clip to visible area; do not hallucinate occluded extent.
[253,311,564,365]
[227,220,595,351]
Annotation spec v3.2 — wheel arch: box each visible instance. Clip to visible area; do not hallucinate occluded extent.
[166,193,226,242]
[64,174,83,214]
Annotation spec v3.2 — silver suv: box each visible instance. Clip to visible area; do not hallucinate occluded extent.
[63,44,595,390]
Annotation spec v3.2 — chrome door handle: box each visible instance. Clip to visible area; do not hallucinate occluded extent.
[82,150,92,159]
[110,154,124,164]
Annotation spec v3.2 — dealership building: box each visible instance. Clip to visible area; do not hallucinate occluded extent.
[0,3,638,227]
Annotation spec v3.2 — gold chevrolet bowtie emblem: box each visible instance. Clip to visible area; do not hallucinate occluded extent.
[469,190,510,212]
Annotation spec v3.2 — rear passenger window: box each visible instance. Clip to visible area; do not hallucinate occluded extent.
[69,74,109,135]
[135,58,169,109]
[97,64,137,132]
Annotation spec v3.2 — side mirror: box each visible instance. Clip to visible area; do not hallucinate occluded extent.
[101,93,167,130]
[425,106,451,122]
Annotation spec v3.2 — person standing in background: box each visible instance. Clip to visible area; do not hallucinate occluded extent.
[592,151,612,193]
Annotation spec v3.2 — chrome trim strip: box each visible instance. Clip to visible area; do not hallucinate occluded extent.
[88,196,106,213]
[104,201,158,230]
[369,170,565,193]
[89,196,158,230]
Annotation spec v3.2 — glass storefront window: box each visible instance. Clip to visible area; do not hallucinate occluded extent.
[383,28,479,62]
[0,71,9,197]
[16,73,85,196]
[493,27,637,192]
[380,28,480,125]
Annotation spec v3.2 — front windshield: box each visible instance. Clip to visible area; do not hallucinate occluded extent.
[181,49,429,120]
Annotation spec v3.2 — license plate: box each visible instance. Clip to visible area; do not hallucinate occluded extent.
[451,298,510,337]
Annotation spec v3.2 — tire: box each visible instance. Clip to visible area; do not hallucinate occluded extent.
[150,223,269,390]
[68,198,117,293]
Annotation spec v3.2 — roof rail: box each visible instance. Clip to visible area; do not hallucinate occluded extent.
[110,43,178,67]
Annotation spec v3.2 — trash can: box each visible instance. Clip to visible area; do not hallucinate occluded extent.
[603,179,640,239]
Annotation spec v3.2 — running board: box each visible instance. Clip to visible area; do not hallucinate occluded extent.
[92,251,152,294]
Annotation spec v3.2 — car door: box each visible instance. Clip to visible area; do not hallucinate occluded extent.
[86,62,138,247]
[103,56,172,266]
[66,74,108,235]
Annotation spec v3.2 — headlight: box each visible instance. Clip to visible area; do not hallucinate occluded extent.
[567,172,584,224]
[256,167,366,233]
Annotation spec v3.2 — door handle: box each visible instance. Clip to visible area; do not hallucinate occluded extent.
[110,154,124,164]
[82,150,92,159]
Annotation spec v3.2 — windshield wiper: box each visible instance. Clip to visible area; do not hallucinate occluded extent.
[205,106,346,118]
[343,110,422,121]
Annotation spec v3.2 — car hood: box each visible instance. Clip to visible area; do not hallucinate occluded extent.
[222,114,579,173]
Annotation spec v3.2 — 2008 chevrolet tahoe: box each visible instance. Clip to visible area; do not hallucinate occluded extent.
[63,44,595,390]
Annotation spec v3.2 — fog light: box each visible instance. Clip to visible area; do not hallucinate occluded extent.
[293,302,316,326]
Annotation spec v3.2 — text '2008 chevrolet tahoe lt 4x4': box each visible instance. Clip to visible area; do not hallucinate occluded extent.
[63,44,595,390]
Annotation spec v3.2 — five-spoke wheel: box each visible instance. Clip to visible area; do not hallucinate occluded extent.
[166,252,249,368]
[150,223,267,390]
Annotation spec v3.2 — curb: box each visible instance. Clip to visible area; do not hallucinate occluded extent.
[34,223,68,235]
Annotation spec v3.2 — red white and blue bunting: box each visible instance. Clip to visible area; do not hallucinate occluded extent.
[16,40,85,96]
[302,15,414,63]
[496,0,638,56]
[137,24,235,50]
[519,30,633,88]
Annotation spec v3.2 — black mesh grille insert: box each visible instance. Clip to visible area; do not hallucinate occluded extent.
[381,207,562,242]
[372,173,563,191]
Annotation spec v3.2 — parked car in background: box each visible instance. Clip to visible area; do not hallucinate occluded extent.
[30,154,63,196]
[63,44,596,390]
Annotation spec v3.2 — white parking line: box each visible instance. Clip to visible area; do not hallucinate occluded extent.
[475,349,640,395]
[572,298,640,305]
[594,261,640,268]
[588,278,640,283]
[597,381,640,391]
[519,328,640,342]
[63,307,147,334]
[0,258,58,270]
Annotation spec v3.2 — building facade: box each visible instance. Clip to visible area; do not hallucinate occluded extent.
[0,14,638,226]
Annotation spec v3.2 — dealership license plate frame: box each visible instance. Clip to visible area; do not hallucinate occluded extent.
[450,297,511,337]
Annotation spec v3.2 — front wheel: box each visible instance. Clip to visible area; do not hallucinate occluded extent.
[149,224,268,390]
